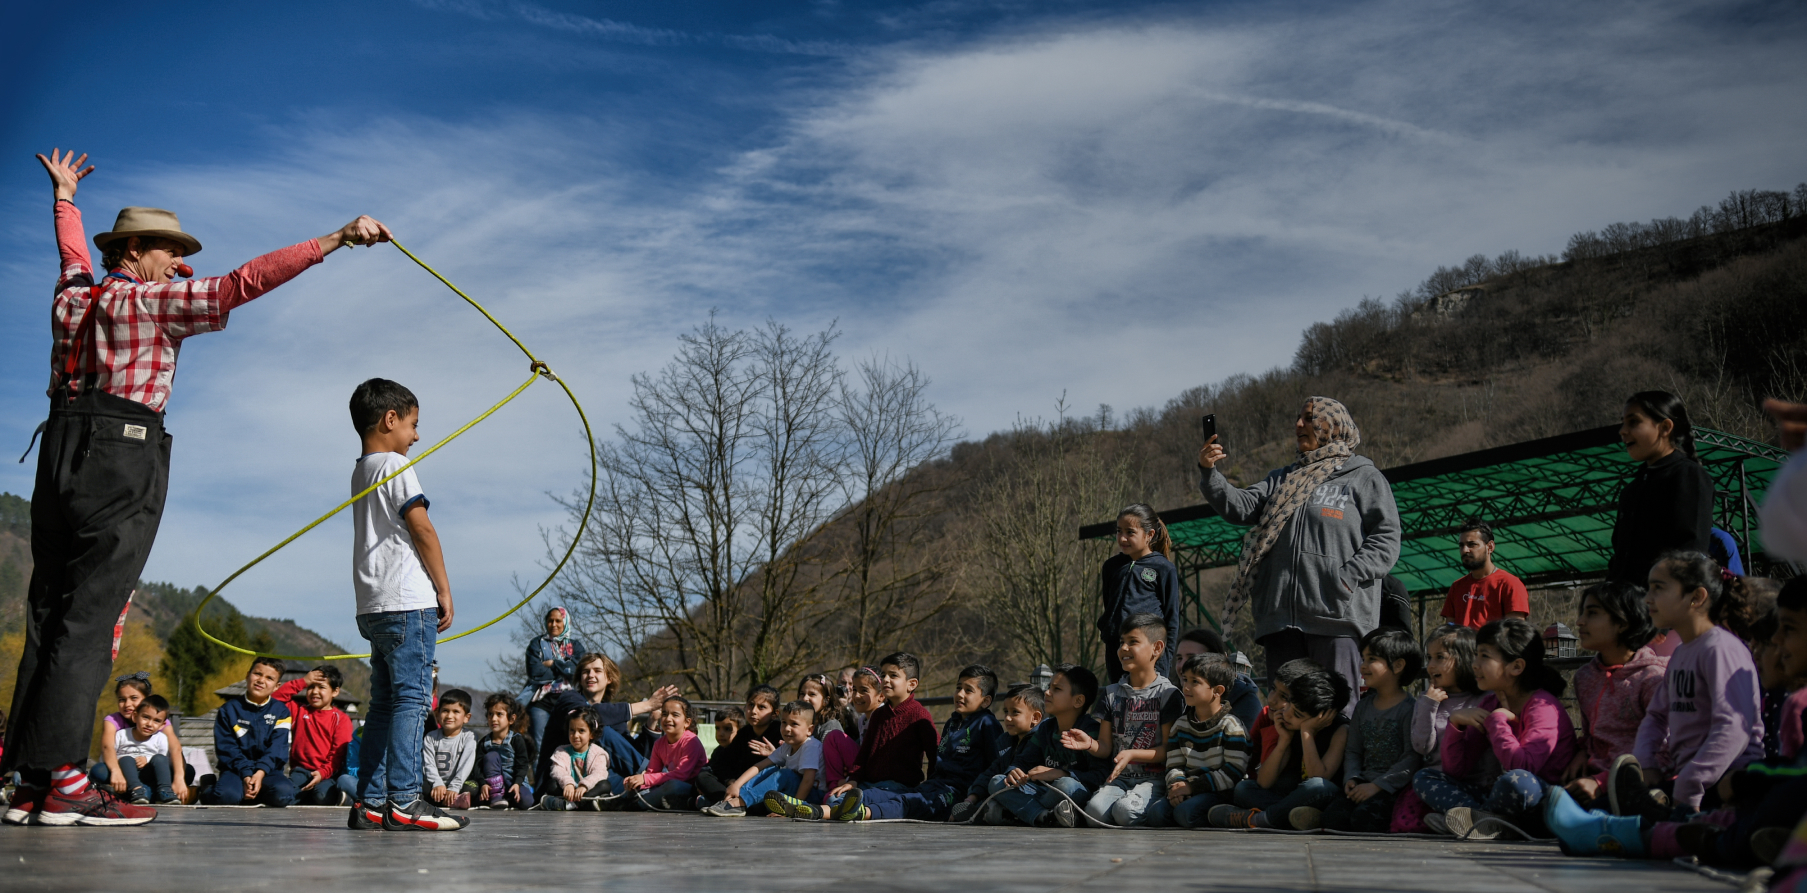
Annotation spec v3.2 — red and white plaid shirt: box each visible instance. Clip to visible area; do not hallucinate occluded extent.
[49,201,323,412]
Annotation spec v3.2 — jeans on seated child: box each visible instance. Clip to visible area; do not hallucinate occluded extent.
[286,768,353,806]
[986,774,1090,824]
[1084,777,1164,827]
[860,780,961,821]
[1143,788,1231,828]
[632,780,695,810]
[91,755,175,802]
[738,767,813,811]
[1231,776,1338,829]
[1413,767,1547,832]
[209,769,298,807]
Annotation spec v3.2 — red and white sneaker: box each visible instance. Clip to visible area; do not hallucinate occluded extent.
[348,800,386,830]
[40,787,156,827]
[3,785,47,825]
[382,799,468,832]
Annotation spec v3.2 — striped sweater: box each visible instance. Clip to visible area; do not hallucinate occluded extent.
[1164,707,1252,793]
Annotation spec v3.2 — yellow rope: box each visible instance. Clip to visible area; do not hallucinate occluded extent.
[188,239,599,661]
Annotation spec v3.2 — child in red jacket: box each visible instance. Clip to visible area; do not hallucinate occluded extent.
[274,666,356,806]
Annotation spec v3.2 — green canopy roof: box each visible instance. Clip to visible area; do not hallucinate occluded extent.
[1081,426,1790,597]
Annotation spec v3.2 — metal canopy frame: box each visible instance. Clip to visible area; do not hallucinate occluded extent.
[1079,425,1792,636]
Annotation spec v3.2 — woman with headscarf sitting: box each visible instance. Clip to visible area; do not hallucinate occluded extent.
[521,607,585,751]
[1196,397,1401,714]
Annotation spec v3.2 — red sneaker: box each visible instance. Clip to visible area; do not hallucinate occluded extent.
[382,799,468,831]
[2,785,47,825]
[40,787,156,827]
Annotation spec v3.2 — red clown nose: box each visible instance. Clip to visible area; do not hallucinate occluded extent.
[175,263,193,278]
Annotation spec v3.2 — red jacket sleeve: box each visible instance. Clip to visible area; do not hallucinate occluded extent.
[272,677,309,705]
[215,240,323,312]
[54,201,94,291]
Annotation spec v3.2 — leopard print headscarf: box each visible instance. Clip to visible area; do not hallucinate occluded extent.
[1221,397,1360,636]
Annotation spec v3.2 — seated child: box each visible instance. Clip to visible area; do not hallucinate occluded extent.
[539,708,610,811]
[624,696,706,809]
[951,686,1043,823]
[1323,629,1424,832]
[1066,614,1183,827]
[714,707,747,753]
[477,694,537,809]
[423,689,478,809]
[983,665,1107,827]
[1211,658,1350,830]
[831,664,1005,822]
[108,695,179,804]
[1395,624,1482,832]
[818,668,884,793]
[1564,582,1665,811]
[94,674,190,804]
[788,652,941,821]
[1145,653,1253,828]
[1414,618,1577,838]
[273,665,356,807]
[797,673,850,737]
[695,686,782,808]
[207,657,296,807]
[1175,627,1263,731]
[705,700,824,817]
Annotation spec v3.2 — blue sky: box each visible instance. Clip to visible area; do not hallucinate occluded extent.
[3,0,1804,687]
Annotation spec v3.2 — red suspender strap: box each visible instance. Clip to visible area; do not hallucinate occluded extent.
[60,278,106,388]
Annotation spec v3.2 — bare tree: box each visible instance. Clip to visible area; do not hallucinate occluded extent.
[833,356,962,663]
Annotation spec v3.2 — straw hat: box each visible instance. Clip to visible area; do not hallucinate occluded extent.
[93,207,202,257]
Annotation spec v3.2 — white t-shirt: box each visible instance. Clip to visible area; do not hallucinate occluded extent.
[115,726,170,761]
[767,737,825,790]
[351,451,438,616]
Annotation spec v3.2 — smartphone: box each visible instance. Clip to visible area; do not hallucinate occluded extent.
[1201,414,1217,443]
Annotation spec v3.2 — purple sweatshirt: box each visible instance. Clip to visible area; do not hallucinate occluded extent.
[1633,625,1765,810]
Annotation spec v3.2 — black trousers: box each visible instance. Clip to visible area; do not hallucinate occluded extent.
[1260,629,1362,718]
[3,388,170,774]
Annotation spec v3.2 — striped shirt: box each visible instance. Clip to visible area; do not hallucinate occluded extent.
[1164,706,1253,792]
[49,201,321,412]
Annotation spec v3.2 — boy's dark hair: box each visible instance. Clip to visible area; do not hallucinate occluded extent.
[249,656,286,678]
[957,664,999,698]
[662,696,694,721]
[1580,581,1657,651]
[1277,659,1350,716]
[1478,618,1566,696]
[138,694,171,717]
[1004,685,1044,715]
[1655,550,1724,610]
[439,689,473,713]
[747,684,781,710]
[1752,609,1780,646]
[1781,577,1807,614]
[779,699,816,724]
[1179,627,1227,654]
[1053,663,1099,713]
[879,652,922,681]
[568,706,602,737]
[1716,575,1782,643]
[1118,611,1167,641]
[1359,628,1426,687]
[1458,518,1494,543]
[311,665,345,691]
[1427,624,1480,694]
[1180,652,1237,689]
[484,692,522,719]
[350,378,419,435]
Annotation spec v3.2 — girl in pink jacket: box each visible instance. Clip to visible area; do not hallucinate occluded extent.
[1567,581,1667,809]
[1412,618,1578,838]
[624,697,706,810]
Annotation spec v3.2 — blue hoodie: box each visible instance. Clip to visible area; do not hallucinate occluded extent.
[214,695,293,777]
[929,709,1004,790]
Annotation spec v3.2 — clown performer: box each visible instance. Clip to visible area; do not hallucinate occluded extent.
[2,148,393,828]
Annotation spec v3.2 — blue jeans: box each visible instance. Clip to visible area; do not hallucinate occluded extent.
[209,767,297,806]
[1144,788,1231,828]
[633,779,695,810]
[861,780,959,820]
[355,608,437,807]
[527,703,552,755]
[287,768,353,805]
[1413,767,1547,827]
[91,755,173,801]
[987,773,1090,824]
[1231,776,1337,829]
[1084,777,1164,826]
[738,766,806,808]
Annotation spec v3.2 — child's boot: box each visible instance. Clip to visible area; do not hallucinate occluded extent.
[1544,788,1645,856]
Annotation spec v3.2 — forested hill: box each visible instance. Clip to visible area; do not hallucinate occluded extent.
[558,181,1807,700]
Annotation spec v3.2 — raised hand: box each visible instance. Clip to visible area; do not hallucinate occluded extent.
[320,215,395,255]
[37,148,95,201]
[1197,434,1225,471]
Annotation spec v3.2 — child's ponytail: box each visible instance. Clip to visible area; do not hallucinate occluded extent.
[1119,503,1173,563]
[1479,618,1565,697]
[1626,390,1698,462]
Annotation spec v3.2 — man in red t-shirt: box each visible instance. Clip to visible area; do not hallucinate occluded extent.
[1440,520,1530,628]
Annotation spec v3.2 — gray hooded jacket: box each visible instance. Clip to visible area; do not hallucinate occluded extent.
[1199,455,1402,642]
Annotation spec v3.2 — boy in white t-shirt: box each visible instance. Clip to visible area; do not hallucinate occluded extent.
[344,378,465,833]
[703,701,824,817]
[113,696,176,804]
